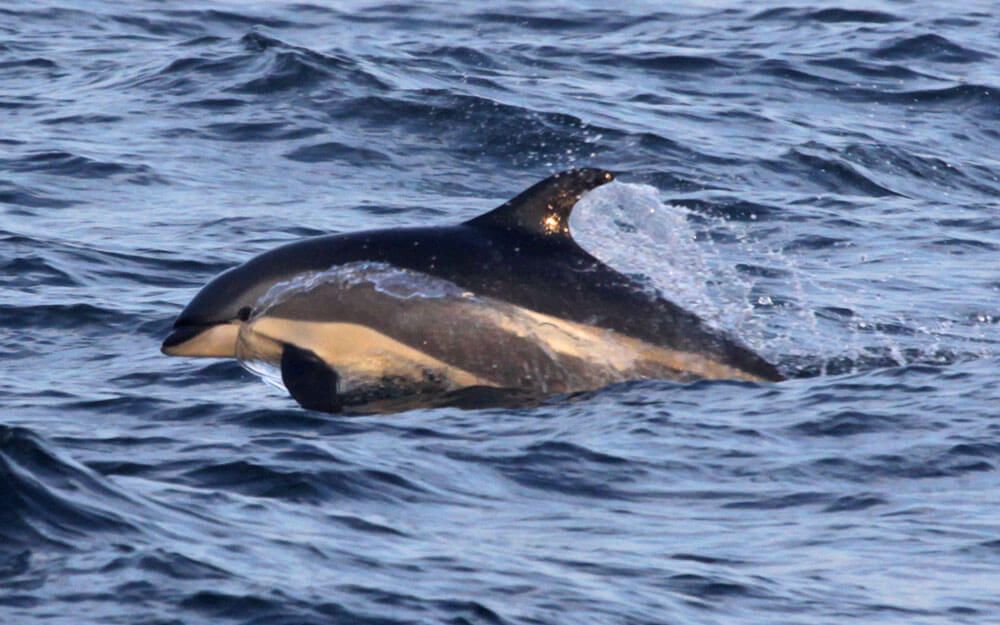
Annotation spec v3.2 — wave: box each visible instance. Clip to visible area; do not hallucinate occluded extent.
[0,181,76,209]
[586,52,734,73]
[0,150,157,180]
[0,228,233,295]
[234,31,387,94]
[39,113,123,125]
[670,198,781,222]
[473,9,611,31]
[872,33,992,64]
[0,303,139,331]
[453,440,641,499]
[837,83,1000,111]
[201,120,322,142]
[0,426,140,551]
[807,56,928,80]
[329,91,602,166]
[771,148,901,197]
[0,256,79,288]
[179,458,426,504]
[756,59,848,86]
[283,141,391,165]
[111,30,387,103]
[162,8,297,30]
[0,57,59,71]
[752,7,900,24]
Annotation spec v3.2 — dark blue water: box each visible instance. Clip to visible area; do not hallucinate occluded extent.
[2,1,999,623]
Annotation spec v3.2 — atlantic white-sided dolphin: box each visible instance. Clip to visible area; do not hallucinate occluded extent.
[162,169,782,412]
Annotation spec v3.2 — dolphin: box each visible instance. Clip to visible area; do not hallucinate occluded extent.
[162,168,783,412]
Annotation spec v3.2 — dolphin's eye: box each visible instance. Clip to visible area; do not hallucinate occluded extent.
[237,306,253,321]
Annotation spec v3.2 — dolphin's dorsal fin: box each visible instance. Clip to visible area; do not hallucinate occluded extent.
[466,168,615,238]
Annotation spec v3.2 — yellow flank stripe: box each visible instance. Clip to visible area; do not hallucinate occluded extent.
[245,318,494,389]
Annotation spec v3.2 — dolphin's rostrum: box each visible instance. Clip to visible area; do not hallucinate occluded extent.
[163,169,782,412]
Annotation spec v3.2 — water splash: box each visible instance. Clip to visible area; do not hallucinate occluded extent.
[572,181,761,339]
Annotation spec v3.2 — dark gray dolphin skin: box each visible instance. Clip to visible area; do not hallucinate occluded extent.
[162,168,783,412]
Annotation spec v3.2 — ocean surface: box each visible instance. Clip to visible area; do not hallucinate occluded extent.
[2,1,999,623]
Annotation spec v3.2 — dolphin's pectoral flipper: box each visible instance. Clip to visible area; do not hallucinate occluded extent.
[467,168,614,237]
[280,343,343,413]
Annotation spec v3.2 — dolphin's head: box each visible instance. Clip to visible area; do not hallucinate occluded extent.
[161,263,274,357]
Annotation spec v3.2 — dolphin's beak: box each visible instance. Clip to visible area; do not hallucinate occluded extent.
[161,322,240,357]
